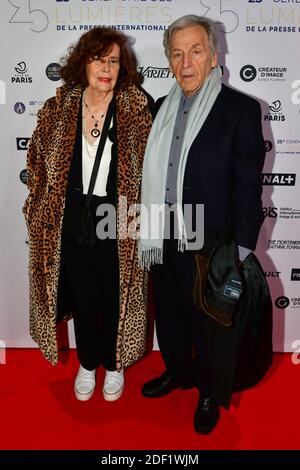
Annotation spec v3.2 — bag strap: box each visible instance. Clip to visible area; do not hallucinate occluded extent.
[85,96,115,207]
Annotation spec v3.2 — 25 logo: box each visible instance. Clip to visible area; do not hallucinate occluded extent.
[8,0,49,33]
[198,1,239,33]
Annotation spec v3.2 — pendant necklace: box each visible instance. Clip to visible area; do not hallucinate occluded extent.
[84,92,106,138]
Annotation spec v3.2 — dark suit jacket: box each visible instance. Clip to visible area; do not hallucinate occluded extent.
[154,84,266,250]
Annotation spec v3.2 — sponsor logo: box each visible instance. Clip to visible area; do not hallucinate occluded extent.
[139,66,174,79]
[275,296,290,309]
[276,138,300,156]
[262,173,296,186]
[46,63,61,81]
[268,240,300,250]
[11,61,33,84]
[240,64,257,82]
[264,100,286,122]
[265,140,273,152]
[15,61,27,74]
[263,207,300,219]
[270,100,282,113]
[278,207,300,220]
[14,102,26,114]
[291,269,300,281]
[263,207,278,218]
[264,271,281,278]
[19,169,28,185]
[16,138,30,150]
[240,64,287,82]
[28,99,45,117]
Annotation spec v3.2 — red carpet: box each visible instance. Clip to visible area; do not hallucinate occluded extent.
[0,350,298,450]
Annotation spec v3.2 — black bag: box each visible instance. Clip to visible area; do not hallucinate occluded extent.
[193,230,243,327]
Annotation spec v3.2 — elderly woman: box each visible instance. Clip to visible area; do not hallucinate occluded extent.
[23,27,152,402]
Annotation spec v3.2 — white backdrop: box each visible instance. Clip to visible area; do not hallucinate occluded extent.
[0,0,299,354]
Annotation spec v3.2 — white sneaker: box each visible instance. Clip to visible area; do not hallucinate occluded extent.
[103,369,124,402]
[74,365,96,401]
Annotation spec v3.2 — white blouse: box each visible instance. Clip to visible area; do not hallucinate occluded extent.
[82,122,113,197]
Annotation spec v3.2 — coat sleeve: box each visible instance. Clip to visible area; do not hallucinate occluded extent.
[23,98,56,223]
[232,98,266,250]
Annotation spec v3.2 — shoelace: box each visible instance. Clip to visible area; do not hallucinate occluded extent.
[104,370,123,387]
[105,370,121,380]
[77,369,95,384]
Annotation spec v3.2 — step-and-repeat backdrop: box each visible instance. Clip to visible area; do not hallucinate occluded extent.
[0,0,299,354]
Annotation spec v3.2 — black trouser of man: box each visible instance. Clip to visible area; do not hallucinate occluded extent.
[151,236,215,398]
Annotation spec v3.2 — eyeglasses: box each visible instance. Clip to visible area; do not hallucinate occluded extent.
[90,57,120,68]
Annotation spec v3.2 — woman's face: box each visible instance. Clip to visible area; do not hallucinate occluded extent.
[86,43,121,95]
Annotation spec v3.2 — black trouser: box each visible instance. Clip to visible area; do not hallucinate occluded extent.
[151,237,215,397]
[60,194,119,371]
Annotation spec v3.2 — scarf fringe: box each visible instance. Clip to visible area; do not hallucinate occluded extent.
[139,246,163,270]
[178,237,188,253]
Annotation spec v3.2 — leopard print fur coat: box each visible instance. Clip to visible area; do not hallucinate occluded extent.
[23,83,152,367]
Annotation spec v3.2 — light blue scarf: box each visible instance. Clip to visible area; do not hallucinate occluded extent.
[139,66,222,269]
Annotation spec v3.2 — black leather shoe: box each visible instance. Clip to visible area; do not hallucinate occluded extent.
[194,397,220,434]
[141,370,195,398]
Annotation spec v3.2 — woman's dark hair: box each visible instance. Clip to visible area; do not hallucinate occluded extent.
[60,27,142,90]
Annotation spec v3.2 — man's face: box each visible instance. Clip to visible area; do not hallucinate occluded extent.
[169,25,218,96]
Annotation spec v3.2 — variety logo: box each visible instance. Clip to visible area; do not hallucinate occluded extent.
[16,138,30,150]
[291,269,300,281]
[139,66,174,79]
[14,102,26,114]
[262,173,296,186]
[46,63,61,81]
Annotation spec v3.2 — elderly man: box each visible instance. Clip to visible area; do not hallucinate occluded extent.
[139,15,266,434]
